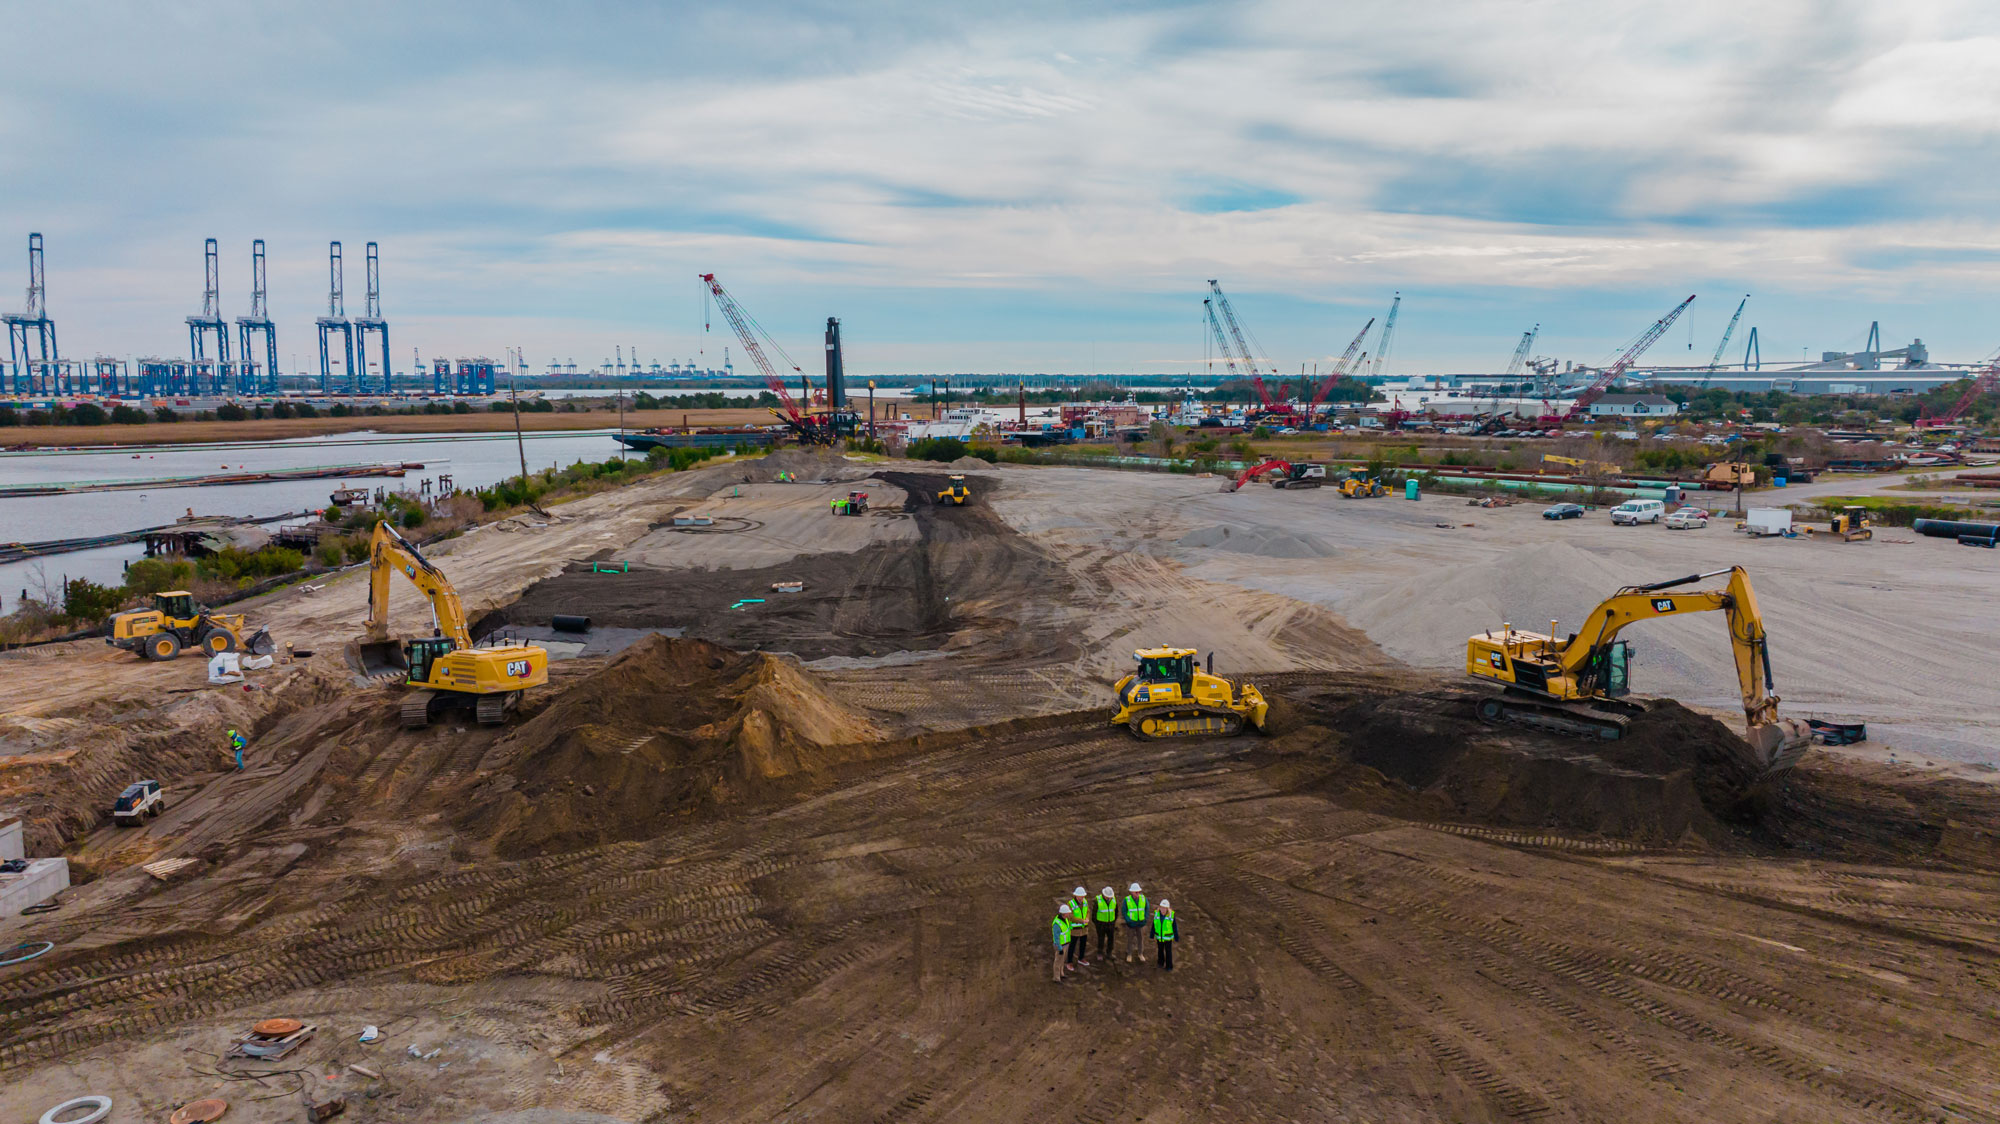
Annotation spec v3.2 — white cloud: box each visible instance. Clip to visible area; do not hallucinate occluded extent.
[3,0,1999,371]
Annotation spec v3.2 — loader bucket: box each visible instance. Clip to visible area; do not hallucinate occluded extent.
[245,628,276,657]
[345,638,409,678]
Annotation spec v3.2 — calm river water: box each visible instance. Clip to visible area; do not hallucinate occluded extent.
[0,428,629,612]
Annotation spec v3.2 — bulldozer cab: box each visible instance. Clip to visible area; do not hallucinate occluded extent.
[154,591,196,621]
[1133,647,1196,690]
[406,635,455,686]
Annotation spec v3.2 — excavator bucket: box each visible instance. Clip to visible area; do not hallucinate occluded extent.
[346,639,409,678]
[1743,718,1814,781]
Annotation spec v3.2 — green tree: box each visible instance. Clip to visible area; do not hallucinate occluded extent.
[110,405,149,424]
[215,402,249,421]
[63,578,123,622]
[65,403,108,426]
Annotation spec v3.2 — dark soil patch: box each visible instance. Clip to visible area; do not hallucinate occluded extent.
[479,469,1075,662]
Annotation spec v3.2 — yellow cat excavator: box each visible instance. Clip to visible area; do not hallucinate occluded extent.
[1465,565,1811,780]
[1112,646,1269,739]
[347,522,549,729]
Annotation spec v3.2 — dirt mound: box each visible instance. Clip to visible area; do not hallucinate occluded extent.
[457,635,884,857]
[1175,523,1332,558]
[945,455,992,471]
[1293,686,1749,847]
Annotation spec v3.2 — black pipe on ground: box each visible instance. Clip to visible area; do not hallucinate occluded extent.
[551,614,592,634]
[1913,518,2000,539]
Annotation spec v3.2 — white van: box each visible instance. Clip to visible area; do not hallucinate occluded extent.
[1610,499,1665,525]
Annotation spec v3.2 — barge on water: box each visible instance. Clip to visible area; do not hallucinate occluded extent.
[613,428,777,454]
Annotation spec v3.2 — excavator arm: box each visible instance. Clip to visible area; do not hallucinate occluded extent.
[1554,566,1800,757]
[364,521,472,647]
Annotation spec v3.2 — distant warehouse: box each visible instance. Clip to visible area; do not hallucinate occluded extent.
[1587,394,1680,418]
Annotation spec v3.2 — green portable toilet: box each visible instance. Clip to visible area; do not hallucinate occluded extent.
[1405,479,1420,501]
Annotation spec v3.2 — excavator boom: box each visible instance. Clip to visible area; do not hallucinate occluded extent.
[365,522,471,647]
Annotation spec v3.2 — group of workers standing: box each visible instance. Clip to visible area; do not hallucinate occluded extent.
[1051,882,1177,983]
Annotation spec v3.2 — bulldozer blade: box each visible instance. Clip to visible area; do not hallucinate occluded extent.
[245,628,276,657]
[346,639,409,679]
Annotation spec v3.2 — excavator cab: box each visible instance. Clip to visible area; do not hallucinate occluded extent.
[405,635,455,686]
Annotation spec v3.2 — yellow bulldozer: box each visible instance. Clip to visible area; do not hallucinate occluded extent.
[1806,505,1873,542]
[937,475,971,505]
[1465,565,1812,780]
[107,591,268,661]
[1111,646,1269,739]
[347,523,549,729]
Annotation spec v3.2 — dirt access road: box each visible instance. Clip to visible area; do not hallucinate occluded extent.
[1,452,1997,1123]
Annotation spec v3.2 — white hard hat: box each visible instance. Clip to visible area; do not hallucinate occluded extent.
[1059,903,1072,914]
[1101,886,1114,896]
[1128,882,1142,893]
[1159,899,1171,909]
[1072,886,1087,897]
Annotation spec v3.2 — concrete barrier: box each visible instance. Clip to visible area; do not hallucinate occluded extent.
[0,858,69,915]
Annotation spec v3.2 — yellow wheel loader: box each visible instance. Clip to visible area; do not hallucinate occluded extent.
[347,523,549,729]
[1465,565,1812,780]
[1338,474,1387,499]
[1112,646,1269,739]
[937,475,971,505]
[107,591,266,660]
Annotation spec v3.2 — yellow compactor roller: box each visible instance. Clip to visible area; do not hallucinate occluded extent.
[937,475,971,505]
[1112,646,1269,739]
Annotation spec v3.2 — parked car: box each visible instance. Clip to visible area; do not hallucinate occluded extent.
[1665,510,1708,530]
[1542,503,1586,520]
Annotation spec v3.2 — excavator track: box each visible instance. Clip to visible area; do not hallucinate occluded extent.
[1126,705,1248,740]
[474,692,515,726]
[1475,692,1635,741]
[400,690,437,730]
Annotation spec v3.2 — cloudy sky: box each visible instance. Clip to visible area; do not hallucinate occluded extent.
[3,0,1998,376]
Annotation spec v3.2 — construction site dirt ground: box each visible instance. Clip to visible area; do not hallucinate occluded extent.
[3,452,1999,1124]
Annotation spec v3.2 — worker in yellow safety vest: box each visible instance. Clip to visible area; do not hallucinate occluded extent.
[1052,903,1075,982]
[1121,883,1148,962]
[1068,886,1092,966]
[1092,886,1118,964]
[1152,899,1177,971]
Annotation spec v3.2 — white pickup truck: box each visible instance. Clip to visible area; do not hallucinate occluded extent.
[111,779,166,826]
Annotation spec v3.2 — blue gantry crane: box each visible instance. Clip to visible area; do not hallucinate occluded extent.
[4,233,60,395]
[353,241,391,393]
[316,241,358,391]
[236,239,278,393]
[187,238,231,394]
